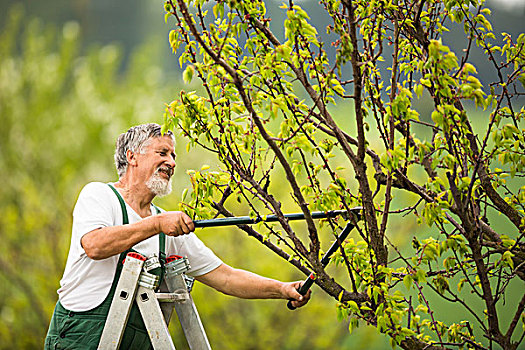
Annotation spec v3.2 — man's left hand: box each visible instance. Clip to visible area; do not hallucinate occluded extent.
[282,281,311,309]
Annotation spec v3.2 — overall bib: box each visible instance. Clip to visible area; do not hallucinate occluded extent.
[45,184,167,349]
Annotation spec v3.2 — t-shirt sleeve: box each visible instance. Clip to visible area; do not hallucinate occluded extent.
[72,182,117,254]
[173,233,223,277]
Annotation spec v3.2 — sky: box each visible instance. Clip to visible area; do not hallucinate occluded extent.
[489,0,525,12]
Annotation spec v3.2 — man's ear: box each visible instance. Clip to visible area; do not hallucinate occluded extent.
[126,149,137,167]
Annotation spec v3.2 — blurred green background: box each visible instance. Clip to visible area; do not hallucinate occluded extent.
[0,0,523,349]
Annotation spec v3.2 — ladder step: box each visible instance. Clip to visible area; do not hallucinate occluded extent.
[156,292,190,302]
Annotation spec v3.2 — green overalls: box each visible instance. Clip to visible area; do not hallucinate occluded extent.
[45,184,167,349]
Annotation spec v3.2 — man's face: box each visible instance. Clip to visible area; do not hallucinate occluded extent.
[136,136,176,196]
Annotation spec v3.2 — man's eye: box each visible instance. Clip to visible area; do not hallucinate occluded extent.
[159,152,166,156]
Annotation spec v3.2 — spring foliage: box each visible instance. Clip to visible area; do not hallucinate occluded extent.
[164,0,525,348]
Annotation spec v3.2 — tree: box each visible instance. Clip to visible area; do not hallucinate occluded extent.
[163,0,525,348]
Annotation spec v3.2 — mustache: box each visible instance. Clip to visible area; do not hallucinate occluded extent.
[156,166,174,178]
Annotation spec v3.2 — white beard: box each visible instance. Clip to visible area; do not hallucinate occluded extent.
[146,168,172,197]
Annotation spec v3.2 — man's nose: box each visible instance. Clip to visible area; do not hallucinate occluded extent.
[165,156,176,169]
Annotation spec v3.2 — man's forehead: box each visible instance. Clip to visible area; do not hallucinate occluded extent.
[149,135,175,148]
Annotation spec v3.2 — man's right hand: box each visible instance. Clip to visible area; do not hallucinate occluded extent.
[155,211,195,236]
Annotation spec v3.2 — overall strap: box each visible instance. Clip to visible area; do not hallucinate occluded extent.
[152,204,167,287]
[152,205,166,260]
[107,183,129,225]
[107,184,130,272]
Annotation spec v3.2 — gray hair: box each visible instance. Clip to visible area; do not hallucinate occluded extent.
[114,123,175,178]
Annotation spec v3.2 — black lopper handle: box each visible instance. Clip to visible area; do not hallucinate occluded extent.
[287,221,358,310]
[194,210,349,228]
[287,274,315,310]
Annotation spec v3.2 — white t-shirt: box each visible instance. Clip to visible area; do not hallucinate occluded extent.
[58,182,222,312]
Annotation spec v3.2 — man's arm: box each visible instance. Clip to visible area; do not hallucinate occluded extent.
[195,264,311,309]
[81,211,194,260]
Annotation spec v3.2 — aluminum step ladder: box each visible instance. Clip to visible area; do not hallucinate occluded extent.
[98,252,211,350]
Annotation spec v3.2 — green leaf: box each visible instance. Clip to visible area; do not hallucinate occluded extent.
[183,65,195,84]
[403,274,413,290]
[415,269,426,283]
[348,317,358,334]
[348,300,359,313]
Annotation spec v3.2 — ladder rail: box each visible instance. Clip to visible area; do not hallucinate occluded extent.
[165,273,211,350]
[135,286,176,349]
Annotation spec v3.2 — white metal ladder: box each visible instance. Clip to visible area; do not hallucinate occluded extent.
[98,252,211,350]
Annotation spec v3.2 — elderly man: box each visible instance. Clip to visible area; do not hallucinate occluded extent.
[45,123,310,349]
